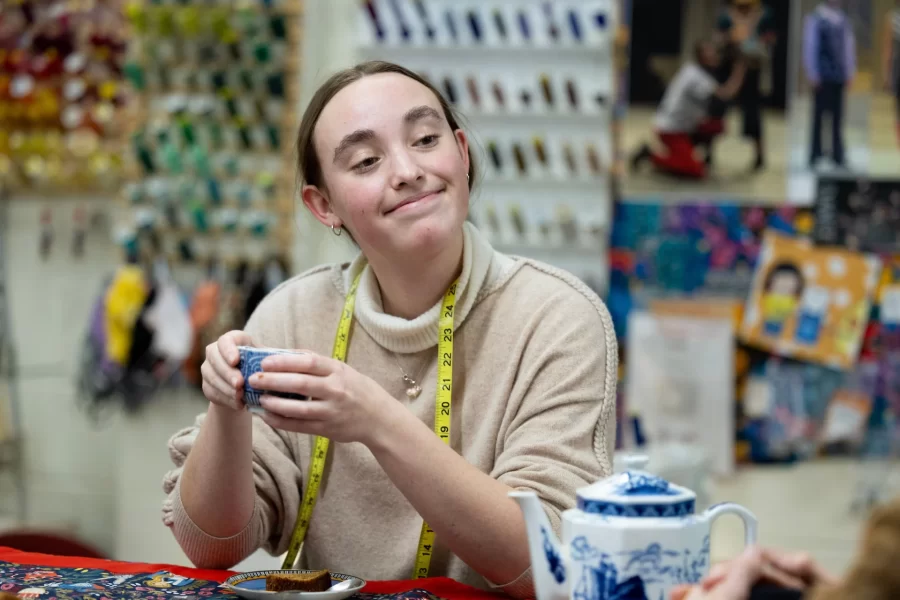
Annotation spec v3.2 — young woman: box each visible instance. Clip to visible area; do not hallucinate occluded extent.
[162,61,617,598]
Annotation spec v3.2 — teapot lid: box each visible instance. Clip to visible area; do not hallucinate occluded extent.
[577,455,696,518]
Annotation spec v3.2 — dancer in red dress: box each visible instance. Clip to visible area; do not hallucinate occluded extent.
[631,42,747,179]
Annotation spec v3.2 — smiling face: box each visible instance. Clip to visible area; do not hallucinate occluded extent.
[302,72,471,263]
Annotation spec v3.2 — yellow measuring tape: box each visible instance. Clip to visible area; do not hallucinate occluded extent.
[281,272,458,580]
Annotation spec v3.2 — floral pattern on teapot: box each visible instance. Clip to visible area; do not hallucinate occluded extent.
[566,535,711,600]
[576,472,696,518]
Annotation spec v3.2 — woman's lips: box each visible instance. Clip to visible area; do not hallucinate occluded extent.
[386,188,444,214]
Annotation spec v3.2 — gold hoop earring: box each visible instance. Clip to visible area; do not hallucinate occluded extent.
[331,224,342,236]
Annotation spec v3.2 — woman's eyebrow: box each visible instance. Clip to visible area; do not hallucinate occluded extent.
[333,129,376,164]
[332,106,441,164]
[404,105,442,124]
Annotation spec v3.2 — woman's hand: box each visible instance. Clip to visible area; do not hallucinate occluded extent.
[201,330,253,411]
[248,352,397,445]
[670,547,837,600]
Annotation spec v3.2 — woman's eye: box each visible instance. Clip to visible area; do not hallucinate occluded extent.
[416,134,440,146]
[353,157,378,171]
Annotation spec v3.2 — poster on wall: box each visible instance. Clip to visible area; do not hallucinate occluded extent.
[606,201,813,338]
[611,202,813,296]
[814,176,900,255]
[626,310,736,476]
[739,230,882,369]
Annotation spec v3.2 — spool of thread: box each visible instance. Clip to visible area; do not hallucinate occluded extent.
[488,141,503,171]
[540,74,554,106]
[566,80,579,110]
[512,143,527,175]
[492,81,505,107]
[445,9,458,41]
[364,1,385,41]
[466,77,481,107]
[486,205,500,232]
[587,143,602,174]
[443,77,458,104]
[493,10,507,41]
[568,10,582,41]
[533,137,547,166]
[413,0,435,40]
[543,3,559,41]
[387,0,411,41]
[518,11,530,40]
[563,143,577,174]
[510,204,525,236]
[467,10,482,41]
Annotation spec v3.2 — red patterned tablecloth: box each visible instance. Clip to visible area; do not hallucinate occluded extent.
[0,547,501,600]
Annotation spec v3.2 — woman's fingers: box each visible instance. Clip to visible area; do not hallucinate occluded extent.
[201,361,236,400]
[764,550,837,586]
[219,330,253,367]
[261,352,336,376]
[249,371,338,399]
[208,342,243,388]
[260,406,328,435]
[259,395,330,420]
[669,585,692,600]
[711,547,766,599]
[705,547,821,593]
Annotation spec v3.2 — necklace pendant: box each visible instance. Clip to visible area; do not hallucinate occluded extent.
[406,384,422,399]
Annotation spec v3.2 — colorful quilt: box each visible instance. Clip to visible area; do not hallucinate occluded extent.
[0,562,446,600]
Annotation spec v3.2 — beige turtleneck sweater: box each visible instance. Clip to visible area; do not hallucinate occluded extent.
[162,223,617,598]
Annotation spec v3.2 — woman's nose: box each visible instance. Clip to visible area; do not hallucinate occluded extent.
[389,150,425,187]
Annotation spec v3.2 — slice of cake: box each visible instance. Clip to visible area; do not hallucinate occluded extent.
[265,570,332,593]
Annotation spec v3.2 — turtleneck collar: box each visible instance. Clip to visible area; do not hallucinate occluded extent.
[343,222,507,354]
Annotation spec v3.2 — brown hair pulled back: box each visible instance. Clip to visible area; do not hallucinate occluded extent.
[295,60,477,194]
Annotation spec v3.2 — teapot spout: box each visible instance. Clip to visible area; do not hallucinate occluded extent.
[509,490,568,600]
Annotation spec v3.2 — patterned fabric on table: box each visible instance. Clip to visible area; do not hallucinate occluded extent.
[0,562,235,600]
[0,562,446,600]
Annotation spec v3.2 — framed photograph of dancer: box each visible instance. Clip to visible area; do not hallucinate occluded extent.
[622,0,793,203]
[785,0,873,203]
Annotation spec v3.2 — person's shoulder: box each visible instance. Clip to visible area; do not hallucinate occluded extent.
[480,257,614,334]
[261,262,348,309]
[680,63,715,88]
[244,262,349,344]
[678,62,711,84]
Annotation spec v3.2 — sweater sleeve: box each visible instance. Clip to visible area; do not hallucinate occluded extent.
[161,288,305,569]
[488,281,618,596]
[162,413,303,568]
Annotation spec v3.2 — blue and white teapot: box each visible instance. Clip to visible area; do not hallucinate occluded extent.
[510,456,757,600]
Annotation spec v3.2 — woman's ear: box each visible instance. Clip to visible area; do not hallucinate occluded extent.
[302,184,340,228]
[454,129,470,174]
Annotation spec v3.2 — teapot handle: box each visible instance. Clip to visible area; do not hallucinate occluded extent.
[703,503,759,547]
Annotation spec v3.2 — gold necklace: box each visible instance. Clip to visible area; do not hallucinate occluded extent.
[390,354,431,399]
